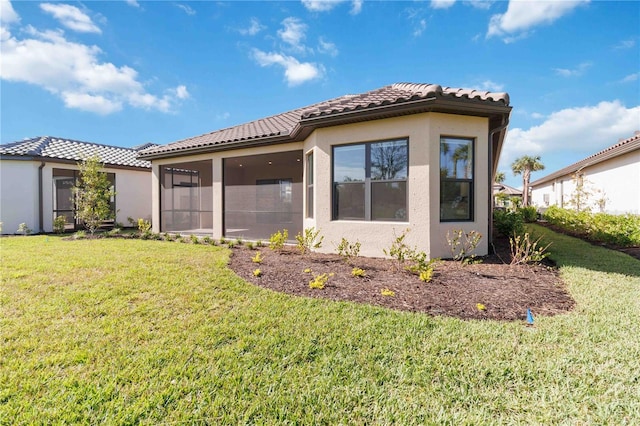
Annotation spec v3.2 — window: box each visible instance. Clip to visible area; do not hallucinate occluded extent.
[333,139,408,221]
[440,137,474,221]
[306,152,314,218]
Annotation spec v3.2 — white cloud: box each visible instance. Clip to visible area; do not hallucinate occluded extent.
[301,0,363,15]
[431,0,456,10]
[278,17,308,53]
[251,49,323,86]
[318,37,338,56]
[465,0,493,10]
[216,112,231,120]
[0,24,187,115]
[614,38,636,50]
[239,17,265,36]
[40,3,101,34]
[499,101,640,169]
[125,0,140,7]
[531,112,544,120]
[620,73,639,83]
[413,19,427,37]
[478,80,504,92]
[553,61,592,77]
[487,0,588,41]
[1,0,20,25]
[176,4,196,16]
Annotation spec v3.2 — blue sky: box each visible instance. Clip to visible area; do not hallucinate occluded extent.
[1,0,638,188]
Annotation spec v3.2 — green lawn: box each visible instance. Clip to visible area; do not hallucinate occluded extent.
[1,227,639,424]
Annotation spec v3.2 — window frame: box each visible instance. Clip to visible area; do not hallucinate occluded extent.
[332,138,409,222]
[306,151,314,218]
[439,136,475,222]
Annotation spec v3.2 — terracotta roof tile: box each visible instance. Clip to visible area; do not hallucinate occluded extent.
[139,82,510,158]
[0,136,151,169]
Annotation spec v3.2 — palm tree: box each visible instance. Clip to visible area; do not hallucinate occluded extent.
[511,155,544,206]
[494,171,505,184]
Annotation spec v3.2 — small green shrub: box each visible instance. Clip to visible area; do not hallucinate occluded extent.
[269,229,288,251]
[246,241,255,250]
[73,230,86,240]
[106,227,121,237]
[251,252,263,264]
[493,209,525,237]
[17,223,32,235]
[446,229,482,265]
[351,267,366,278]
[190,234,200,244]
[256,240,264,247]
[235,238,244,246]
[309,272,333,289]
[383,228,412,270]
[295,227,324,254]
[137,218,151,233]
[336,238,361,264]
[380,288,395,297]
[227,240,237,249]
[219,238,227,245]
[202,236,213,245]
[419,269,433,283]
[53,216,66,234]
[510,233,551,265]
[163,232,175,242]
[520,206,538,223]
[253,269,262,277]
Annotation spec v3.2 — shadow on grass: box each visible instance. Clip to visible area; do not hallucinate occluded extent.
[529,224,640,278]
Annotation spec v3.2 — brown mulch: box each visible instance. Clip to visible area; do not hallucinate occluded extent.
[228,237,575,321]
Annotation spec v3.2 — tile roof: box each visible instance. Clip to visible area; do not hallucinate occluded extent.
[531,131,640,187]
[0,136,152,169]
[139,82,510,159]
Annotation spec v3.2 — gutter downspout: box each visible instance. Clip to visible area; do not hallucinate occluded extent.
[488,117,510,252]
[38,161,46,233]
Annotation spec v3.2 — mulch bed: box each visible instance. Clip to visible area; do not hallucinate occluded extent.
[228,237,575,321]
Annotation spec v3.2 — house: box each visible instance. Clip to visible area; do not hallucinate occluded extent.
[0,136,153,234]
[138,83,511,258]
[530,131,640,214]
[493,182,522,209]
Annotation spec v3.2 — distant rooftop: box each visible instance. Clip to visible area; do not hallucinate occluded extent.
[531,131,640,187]
[0,136,155,169]
[139,82,511,159]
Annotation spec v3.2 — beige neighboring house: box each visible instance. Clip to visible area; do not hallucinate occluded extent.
[0,136,154,234]
[530,131,640,214]
[138,82,511,258]
[493,183,522,209]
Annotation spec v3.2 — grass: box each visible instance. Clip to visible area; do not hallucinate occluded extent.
[1,229,639,424]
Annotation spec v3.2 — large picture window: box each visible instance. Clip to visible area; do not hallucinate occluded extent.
[440,137,474,221]
[333,139,408,221]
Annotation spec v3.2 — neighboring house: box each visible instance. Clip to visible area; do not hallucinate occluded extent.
[493,182,522,209]
[530,131,640,215]
[138,83,511,258]
[0,136,154,234]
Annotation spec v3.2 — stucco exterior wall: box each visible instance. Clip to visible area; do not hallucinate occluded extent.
[0,159,151,234]
[304,112,490,258]
[149,112,492,259]
[531,149,640,214]
[0,160,40,234]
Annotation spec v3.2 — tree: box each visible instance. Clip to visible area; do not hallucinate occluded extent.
[73,156,115,234]
[511,155,544,207]
[494,171,506,184]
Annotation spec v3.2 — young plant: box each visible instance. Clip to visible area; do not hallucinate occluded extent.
[137,218,151,233]
[336,238,361,264]
[383,228,413,271]
[303,268,312,274]
[309,272,333,289]
[53,215,66,234]
[202,236,213,245]
[510,233,552,265]
[246,241,255,250]
[269,229,288,251]
[253,269,262,277]
[446,229,482,265]
[235,238,244,246]
[406,250,439,283]
[73,156,115,235]
[295,227,324,254]
[419,269,433,283]
[381,288,395,297]
[351,267,366,278]
[190,234,200,244]
[17,223,32,236]
[73,230,86,240]
[251,251,263,264]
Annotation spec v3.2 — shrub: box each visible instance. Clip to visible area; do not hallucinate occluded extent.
[309,272,333,289]
[137,218,151,233]
[251,252,263,264]
[73,230,86,240]
[269,229,288,251]
[419,269,433,283]
[493,209,525,237]
[295,227,324,254]
[253,269,262,277]
[73,156,115,235]
[53,216,66,234]
[520,206,538,223]
[336,238,361,264]
[510,233,551,265]
[246,241,255,250]
[380,288,395,297]
[202,236,213,245]
[235,238,244,246]
[351,267,366,278]
[446,229,482,265]
[17,223,32,236]
[383,228,412,270]
[190,234,200,244]
[106,227,121,237]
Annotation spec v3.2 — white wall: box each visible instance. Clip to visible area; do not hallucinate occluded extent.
[0,160,40,234]
[531,149,640,214]
[0,160,151,234]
